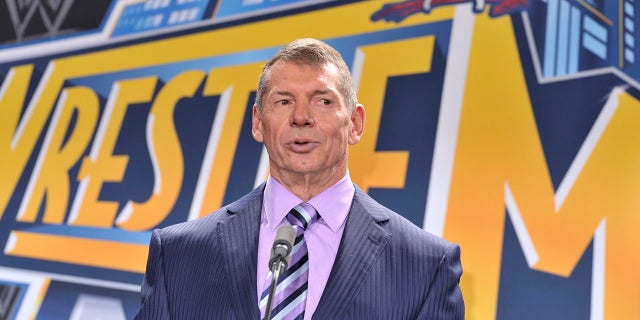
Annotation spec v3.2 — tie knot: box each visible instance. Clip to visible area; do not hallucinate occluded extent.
[287,203,317,231]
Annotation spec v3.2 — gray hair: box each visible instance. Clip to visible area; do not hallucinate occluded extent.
[254,38,357,112]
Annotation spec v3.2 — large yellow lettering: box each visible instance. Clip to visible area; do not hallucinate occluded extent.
[190,63,263,219]
[2,0,453,223]
[0,64,62,220]
[69,77,157,227]
[350,37,434,191]
[0,65,34,219]
[444,14,640,319]
[16,87,99,224]
[1,1,459,273]
[117,71,205,230]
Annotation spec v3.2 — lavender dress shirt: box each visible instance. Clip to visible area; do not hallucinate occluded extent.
[257,174,354,319]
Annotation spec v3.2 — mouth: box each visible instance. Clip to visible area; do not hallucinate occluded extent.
[286,139,317,153]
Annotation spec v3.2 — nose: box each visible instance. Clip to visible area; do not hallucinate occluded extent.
[290,102,314,127]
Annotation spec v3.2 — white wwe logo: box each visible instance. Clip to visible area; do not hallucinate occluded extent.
[6,0,76,41]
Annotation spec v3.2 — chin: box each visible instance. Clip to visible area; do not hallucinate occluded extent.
[291,166,318,174]
[288,162,321,174]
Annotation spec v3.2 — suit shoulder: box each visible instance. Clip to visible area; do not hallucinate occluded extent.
[158,206,226,236]
[155,184,265,242]
[388,209,456,255]
[353,186,457,256]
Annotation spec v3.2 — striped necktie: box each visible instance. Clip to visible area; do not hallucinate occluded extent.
[260,203,317,320]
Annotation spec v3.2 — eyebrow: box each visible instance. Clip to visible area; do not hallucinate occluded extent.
[272,90,293,97]
[312,89,333,96]
[272,89,335,96]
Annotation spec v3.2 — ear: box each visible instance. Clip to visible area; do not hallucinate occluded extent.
[348,104,365,145]
[252,105,264,143]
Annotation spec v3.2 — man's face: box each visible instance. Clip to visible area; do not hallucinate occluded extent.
[252,61,364,183]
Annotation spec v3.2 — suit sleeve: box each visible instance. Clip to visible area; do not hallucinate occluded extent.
[417,244,465,319]
[135,230,171,320]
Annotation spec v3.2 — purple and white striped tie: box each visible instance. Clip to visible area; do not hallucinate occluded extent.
[260,203,317,320]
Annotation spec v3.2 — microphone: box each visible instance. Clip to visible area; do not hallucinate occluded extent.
[269,224,296,274]
[265,224,296,320]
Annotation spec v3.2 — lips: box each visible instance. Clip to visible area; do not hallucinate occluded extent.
[286,139,318,153]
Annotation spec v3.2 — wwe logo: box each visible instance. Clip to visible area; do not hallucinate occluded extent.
[6,0,76,41]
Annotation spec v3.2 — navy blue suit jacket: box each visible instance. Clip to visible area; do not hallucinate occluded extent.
[135,184,464,319]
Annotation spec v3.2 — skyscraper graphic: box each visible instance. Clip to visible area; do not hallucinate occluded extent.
[622,0,636,66]
[534,0,639,81]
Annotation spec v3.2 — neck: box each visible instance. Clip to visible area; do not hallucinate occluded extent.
[271,168,346,202]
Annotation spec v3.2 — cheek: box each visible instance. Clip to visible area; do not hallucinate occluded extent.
[327,129,350,152]
[260,122,283,144]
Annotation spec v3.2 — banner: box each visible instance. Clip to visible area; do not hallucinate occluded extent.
[0,0,638,318]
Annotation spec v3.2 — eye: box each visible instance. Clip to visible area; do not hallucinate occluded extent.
[318,98,331,106]
[276,99,291,106]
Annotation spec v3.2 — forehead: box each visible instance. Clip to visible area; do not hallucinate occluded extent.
[267,60,340,91]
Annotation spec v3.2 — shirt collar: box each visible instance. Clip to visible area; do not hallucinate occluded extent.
[263,173,354,233]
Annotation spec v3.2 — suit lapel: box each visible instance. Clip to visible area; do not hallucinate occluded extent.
[313,189,391,318]
[217,186,264,319]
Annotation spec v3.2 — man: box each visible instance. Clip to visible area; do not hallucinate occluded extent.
[135,38,464,319]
